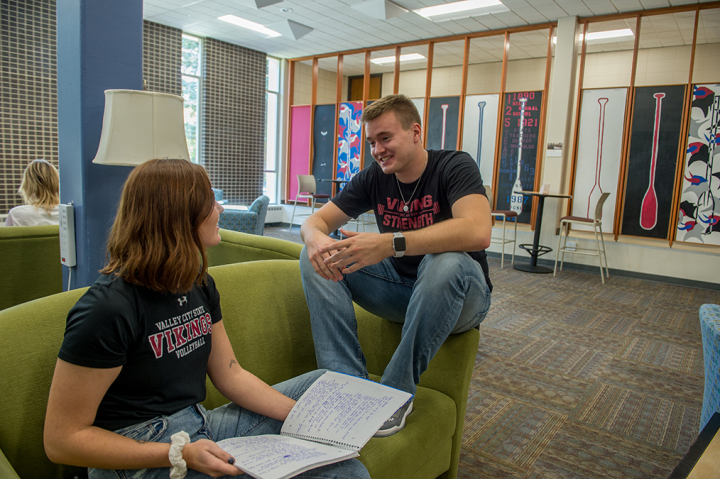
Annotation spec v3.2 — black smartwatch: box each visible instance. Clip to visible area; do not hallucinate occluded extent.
[392,232,406,258]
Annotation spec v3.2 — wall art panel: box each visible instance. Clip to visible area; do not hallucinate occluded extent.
[461,94,500,188]
[312,104,336,200]
[571,88,628,233]
[621,85,685,239]
[289,105,311,202]
[677,84,720,245]
[426,96,460,150]
[496,91,543,223]
[337,102,363,185]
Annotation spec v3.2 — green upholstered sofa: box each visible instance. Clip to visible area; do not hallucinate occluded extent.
[0,227,299,311]
[0,258,479,479]
[0,225,63,311]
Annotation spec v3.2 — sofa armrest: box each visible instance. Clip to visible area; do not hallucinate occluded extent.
[207,230,302,267]
[0,448,20,479]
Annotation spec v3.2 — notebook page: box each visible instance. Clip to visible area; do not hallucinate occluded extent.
[281,371,412,450]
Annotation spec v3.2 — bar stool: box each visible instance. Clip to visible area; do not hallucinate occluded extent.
[290,175,330,231]
[486,187,517,269]
[554,192,610,283]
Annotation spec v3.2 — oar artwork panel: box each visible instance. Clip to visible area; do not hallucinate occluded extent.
[495,91,543,224]
[461,94,500,188]
[677,84,720,245]
[426,96,460,150]
[571,88,628,233]
[312,104,336,200]
[621,85,685,239]
[337,102,363,185]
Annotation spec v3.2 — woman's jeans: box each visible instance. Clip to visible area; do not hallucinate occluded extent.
[300,249,492,395]
[89,370,369,479]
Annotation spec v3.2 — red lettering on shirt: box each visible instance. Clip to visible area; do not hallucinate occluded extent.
[190,318,202,339]
[172,325,188,347]
[164,330,176,352]
[148,333,164,359]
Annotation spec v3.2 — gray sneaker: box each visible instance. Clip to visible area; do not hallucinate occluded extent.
[374,400,413,437]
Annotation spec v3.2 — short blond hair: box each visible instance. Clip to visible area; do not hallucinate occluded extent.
[19,159,60,214]
[361,94,421,130]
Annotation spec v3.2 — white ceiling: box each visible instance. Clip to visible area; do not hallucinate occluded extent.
[143,0,719,61]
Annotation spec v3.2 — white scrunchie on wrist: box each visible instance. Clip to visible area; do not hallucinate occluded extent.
[169,431,191,479]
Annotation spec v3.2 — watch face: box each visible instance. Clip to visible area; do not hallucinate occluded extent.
[394,235,406,252]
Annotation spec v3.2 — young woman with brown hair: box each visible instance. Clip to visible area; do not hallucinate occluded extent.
[5,159,60,226]
[43,159,369,479]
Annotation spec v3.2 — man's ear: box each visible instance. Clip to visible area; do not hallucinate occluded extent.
[412,122,422,143]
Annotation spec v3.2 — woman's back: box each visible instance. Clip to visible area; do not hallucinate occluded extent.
[5,204,59,226]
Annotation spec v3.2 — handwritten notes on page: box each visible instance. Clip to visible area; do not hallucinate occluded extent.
[217,435,358,479]
[282,371,412,450]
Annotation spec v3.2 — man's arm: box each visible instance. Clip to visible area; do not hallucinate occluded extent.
[300,201,353,281]
[321,193,492,275]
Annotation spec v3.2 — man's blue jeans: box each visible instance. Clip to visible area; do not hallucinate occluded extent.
[300,249,492,395]
[88,370,369,479]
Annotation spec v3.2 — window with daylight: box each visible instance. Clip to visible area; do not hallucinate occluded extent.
[264,56,281,203]
[182,34,201,163]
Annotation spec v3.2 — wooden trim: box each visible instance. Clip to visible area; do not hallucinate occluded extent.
[308,58,318,175]
[393,46,400,94]
[490,32,510,209]
[423,42,434,149]
[530,26,555,229]
[457,36,470,149]
[333,55,343,180]
[669,7,700,247]
[285,60,295,203]
[363,51,371,103]
[615,16,642,240]
[288,23,557,62]
[567,22,588,218]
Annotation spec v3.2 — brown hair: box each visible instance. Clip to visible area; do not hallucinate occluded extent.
[361,94,422,130]
[101,159,216,294]
[19,159,60,214]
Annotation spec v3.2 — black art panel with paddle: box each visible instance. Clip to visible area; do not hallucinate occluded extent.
[312,104,336,200]
[426,96,460,151]
[621,85,685,239]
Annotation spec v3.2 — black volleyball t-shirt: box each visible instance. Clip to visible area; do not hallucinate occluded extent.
[58,273,222,431]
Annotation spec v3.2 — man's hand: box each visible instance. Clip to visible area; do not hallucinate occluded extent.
[305,231,347,281]
[183,439,239,478]
[318,229,393,275]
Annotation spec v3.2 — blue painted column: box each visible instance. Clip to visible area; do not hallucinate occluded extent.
[57,0,143,288]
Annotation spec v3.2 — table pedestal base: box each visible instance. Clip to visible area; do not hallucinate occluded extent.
[513,263,553,274]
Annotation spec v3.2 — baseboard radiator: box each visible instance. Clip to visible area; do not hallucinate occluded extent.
[265,205,284,224]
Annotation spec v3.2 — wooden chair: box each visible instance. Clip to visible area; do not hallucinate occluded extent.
[486,187,517,269]
[554,192,610,284]
[289,175,330,231]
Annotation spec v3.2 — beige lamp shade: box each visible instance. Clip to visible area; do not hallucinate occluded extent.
[92,89,191,166]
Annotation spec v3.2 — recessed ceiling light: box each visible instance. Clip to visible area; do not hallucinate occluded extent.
[414,0,509,22]
[552,28,634,44]
[371,53,426,65]
[218,14,281,37]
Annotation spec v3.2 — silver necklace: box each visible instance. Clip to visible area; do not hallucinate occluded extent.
[395,158,427,212]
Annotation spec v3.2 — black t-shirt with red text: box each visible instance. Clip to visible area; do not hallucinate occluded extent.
[58,273,222,431]
[332,149,492,291]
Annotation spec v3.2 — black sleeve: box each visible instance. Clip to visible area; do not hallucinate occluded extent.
[442,151,487,208]
[58,285,138,369]
[330,167,374,219]
[202,273,222,324]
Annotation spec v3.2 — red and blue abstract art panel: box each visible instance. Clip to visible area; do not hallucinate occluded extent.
[337,102,363,183]
[677,84,720,245]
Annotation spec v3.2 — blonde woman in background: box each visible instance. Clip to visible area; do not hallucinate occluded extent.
[5,159,60,226]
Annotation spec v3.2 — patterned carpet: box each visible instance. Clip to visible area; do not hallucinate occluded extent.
[263,226,718,478]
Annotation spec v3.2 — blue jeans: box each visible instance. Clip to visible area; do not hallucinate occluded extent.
[300,249,492,395]
[89,370,369,479]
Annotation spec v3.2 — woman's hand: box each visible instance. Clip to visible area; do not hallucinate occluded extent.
[183,439,238,478]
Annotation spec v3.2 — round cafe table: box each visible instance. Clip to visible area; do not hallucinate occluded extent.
[513,191,571,274]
